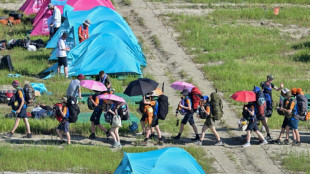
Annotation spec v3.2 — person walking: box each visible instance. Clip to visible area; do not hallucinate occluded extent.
[108,101,122,148]
[174,89,200,141]
[78,20,91,43]
[48,3,61,39]
[88,91,110,139]
[57,32,70,78]
[195,96,222,146]
[56,97,71,144]
[6,80,32,138]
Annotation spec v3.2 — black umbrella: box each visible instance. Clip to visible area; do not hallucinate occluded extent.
[124,78,159,96]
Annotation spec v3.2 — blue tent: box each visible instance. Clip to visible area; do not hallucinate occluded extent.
[114,147,205,174]
[46,6,138,50]
[48,20,146,66]
[67,33,142,76]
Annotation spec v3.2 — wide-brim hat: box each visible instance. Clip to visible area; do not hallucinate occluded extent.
[84,20,91,26]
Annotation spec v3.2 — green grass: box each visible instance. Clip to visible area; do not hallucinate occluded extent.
[0,145,213,173]
[282,150,310,173]
[149,0,310,5]
[167,11,310,129]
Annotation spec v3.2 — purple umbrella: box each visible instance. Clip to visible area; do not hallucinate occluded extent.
[170,81,195,91]
[80,80,107,92]
[98,94,126,103]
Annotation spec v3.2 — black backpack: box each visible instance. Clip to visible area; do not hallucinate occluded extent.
[198,103,210,119]
[67,96,80,123]
[8,91,20,111]
[87,95,96,110]
[296,94,308,117]
[23,84,35,105]
[9,11,23,19]
[0,55,14,71]
[157,95,169,120]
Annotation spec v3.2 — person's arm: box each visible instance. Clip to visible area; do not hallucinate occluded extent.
[281,101,295,115]
[245,106,255,116]
[86,27,89,39]
[59,106,67,117]
[108,104,116,115]
[202,105,210,115]
[273,83,284,91]
[90,96,98,107]
[143,95,151,105]
[106,76,111,88]
[179,98,191,111]
[78,86,82,99]
[16,90,25,114]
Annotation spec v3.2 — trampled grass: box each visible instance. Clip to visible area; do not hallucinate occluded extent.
[282,150,310,173]
[150,0,310,5]
[0,145,213,173]
[167,11,310,128]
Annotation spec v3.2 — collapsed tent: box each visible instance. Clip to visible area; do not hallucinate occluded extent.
[114,147,205,174]
[30,0,67,36]
[67,33,143,76]
[47,20,146,66]
[19,0,45,15]
[31,0,114,36]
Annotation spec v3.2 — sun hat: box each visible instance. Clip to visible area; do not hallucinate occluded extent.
[84,20,91,26]
[11,80,20,87]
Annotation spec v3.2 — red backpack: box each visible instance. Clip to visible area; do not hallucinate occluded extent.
[190,87,202,111]
[53,103,63,122]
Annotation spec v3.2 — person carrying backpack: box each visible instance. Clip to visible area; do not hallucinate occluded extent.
[242,101,268,147]
[56,97,71,144]
[66,74,84,100]
[260,74,283,131]
[195,96,222,146]
[141,92,163,146]
[275,88,295,145]
[174,89,200,141]
[107,100,122,148]
[88,91,110,139]
[6,80,32,138]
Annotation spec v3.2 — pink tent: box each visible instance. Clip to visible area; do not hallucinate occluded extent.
[31,0,114,36]
[19,0,45,15]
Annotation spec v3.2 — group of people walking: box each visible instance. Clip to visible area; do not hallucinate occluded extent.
[5,74,308,148]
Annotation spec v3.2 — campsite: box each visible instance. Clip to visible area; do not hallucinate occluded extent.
[0,0,310,173]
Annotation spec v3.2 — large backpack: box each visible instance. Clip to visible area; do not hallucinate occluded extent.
[118,103,129,120]
[23,84,35,105]
[0,55,14,71]
[67,96,80,123]
[210,92,223,120]
[8,91,20,111]
[253,86,266,116]
[157,95,169,120]
[296,94,308,121]
[198,103,210,119]
[190,87,202,111]
[242,104,254,121]
[53,103,63,122]
[283,98,295,118]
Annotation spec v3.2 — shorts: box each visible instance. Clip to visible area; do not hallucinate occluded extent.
[256,115,265,121]
[151,116,159,127]
[140,114,147,122]
[17,107,27,118]
[57,120,70,133]
[289,117,299,130]
[181,112,194,125]
[58,57,68,67]
[281,117,289,129]
[246,117,258,131]
[90,109,103,125]
[204,116,215,127]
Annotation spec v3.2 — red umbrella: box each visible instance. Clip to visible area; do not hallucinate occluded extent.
[231,91,256,102]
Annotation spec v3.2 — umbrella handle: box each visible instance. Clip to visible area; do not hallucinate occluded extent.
[162,82,164,93]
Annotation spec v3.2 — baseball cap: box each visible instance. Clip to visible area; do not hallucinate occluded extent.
[77,74,84,80]
[180,89,190,96]
[11,80,20,87]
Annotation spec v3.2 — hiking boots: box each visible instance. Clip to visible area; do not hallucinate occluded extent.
[284,139,289,145]
[260,140,268,145]
[6,132,13,138]
[26,133,32,138]
[242,142,251,148]
[215,141,223,146]
[156,140,164,146]
[140,141,148,146]
[89,133,96,139]
[292,141,301,146]
[191,135,200,141]
[173,135,180,140]
[194,140,202,146]
[265,135,272,141]
[275,139,282,145]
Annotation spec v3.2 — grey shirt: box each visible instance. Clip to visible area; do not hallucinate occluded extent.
[66,79,80,97]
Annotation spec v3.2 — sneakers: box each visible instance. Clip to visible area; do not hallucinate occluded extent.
[260,140,268,145]
[140,141,148,146]
[215,141,223,146]
[292,141,301,146]
[6,132,13,138]
[284,139,289,145]
[194,140,202,146]
[60,140,66,144]
[173,135,180,140]
[111,142,119,148]
[26,133,32,138]
[265,135,272,141]
[89,133,96,139]
[242,142,251,148]
[275,139,282,145]
[117,142,122,148]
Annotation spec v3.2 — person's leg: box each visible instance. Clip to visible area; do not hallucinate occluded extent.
[295,129,300,142]
[179,123,185,135]
[91,121,95,133]
[140,120,146,134]
[11,117,21,133]
[190,123,199,135]
[255,130,265,141]
[64,67,68,78]
[109,127,116,143]
[285,126,290,140]
[145,125,152,139]
[277,128,285,140]
[261,118,270,136]
[23,118,31,134]
[57,66,61,75]
[246,130,251,143]
[210,126,221,142]
[98,124,108,133]
[154,125,161,139]
[200,124,208,141]
[115,127,120,144]
[65,132,71,144]
[56,129,63,140]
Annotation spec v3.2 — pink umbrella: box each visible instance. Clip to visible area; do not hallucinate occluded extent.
[80,80,107,92]
[170,81,196,91]
[98,94,126,103]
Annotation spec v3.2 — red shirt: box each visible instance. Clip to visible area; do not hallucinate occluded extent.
[78,25,89,42]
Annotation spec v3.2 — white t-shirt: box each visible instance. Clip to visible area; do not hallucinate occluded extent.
[66,79,80,97]
[57,38,67,57]
[52,6,61,28]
